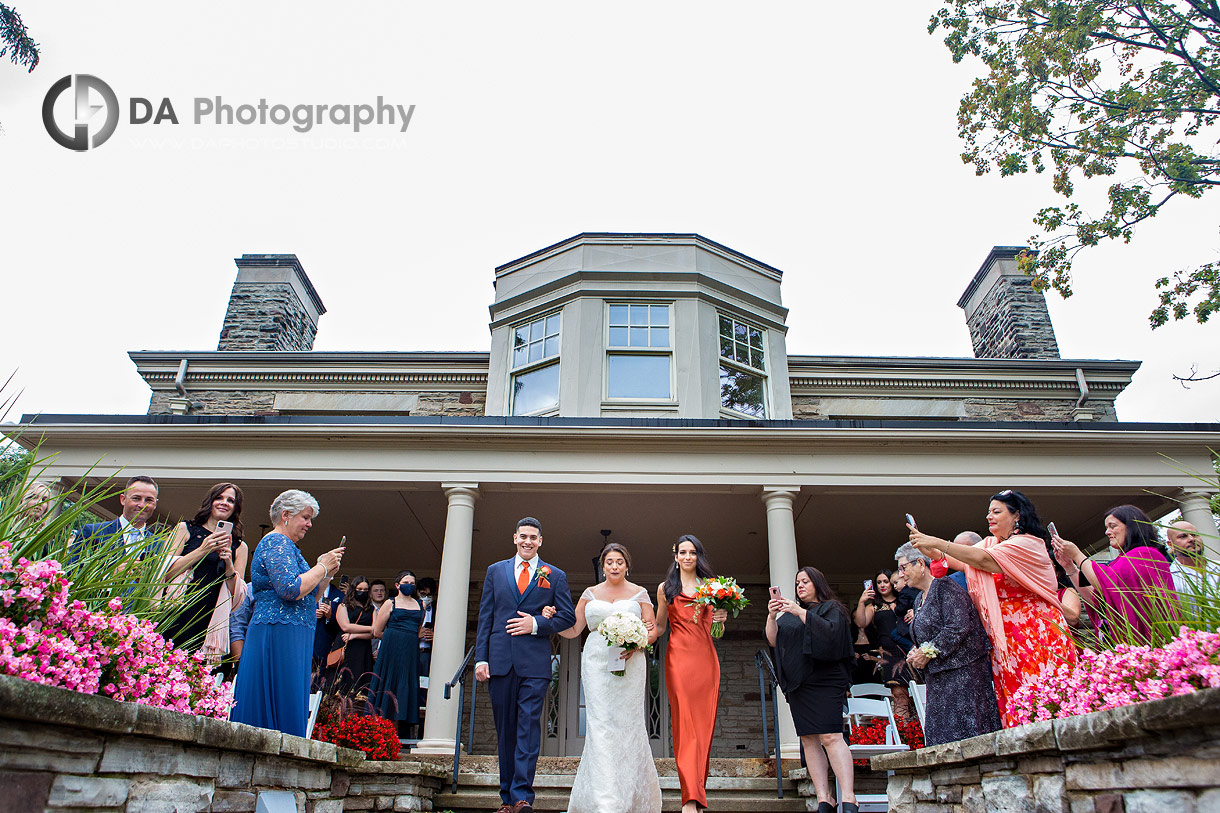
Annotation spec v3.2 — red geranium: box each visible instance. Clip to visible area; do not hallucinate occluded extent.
[313,714,401,761]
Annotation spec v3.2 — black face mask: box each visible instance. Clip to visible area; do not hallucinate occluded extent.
[396,582,416,596]
[354,590,369,602]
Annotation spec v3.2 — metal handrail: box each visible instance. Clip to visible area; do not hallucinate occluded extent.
[754,649,783,799]
[444,648,478,794]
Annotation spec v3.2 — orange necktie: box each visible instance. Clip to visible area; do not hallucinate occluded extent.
[517,561,530,594]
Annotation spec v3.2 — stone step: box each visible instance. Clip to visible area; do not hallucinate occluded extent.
[433,789,810,813]
[450,774,796,792]
[418,754,791,779]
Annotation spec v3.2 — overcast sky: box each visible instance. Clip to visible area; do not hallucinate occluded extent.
[1,1,1217,423]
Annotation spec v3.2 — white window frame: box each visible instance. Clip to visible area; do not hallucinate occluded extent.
[717,312,768,419]
[603,302,676,403]
[510,311,562,416]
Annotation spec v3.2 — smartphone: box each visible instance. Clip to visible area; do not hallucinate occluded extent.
[905,513,917,529]
[864,579,873,591]
[215,520,233,535]
[769,586,782,601]
[339,535,346,548]
[1047,522,1059,539]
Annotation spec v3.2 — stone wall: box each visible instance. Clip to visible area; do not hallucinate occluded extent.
[872,687,1220,812]
[0,674,445,813]
[219,282,320,352]
[148,390,487,417]
[790,395,1114,422]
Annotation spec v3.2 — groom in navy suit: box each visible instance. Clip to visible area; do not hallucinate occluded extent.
[475,517,576,813]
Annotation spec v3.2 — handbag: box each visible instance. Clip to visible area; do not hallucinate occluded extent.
[326,640,346,668]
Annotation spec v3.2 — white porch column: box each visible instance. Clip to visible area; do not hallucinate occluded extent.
[1178,489,1220,563]
[762,486,802,760]
[414,483,480,755]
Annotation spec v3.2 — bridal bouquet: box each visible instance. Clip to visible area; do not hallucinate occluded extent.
[691,576,749,639]
[596,611,650,677]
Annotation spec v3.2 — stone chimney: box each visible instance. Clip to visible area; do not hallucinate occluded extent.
[218,255,326,351]
[957,246,1060,359]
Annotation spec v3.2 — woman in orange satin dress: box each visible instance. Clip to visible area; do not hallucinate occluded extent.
[655,535,728,813]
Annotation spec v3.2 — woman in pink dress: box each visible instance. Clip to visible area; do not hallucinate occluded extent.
[910,489,1076,727]
[1051,504,1177,645]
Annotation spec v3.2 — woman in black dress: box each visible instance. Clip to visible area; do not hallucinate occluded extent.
[368,570,423,735]
[896,543,1001,745]
[766,567,858,813]
[853,569,913,717]
[333,575,376,699]
[162,483,249,660]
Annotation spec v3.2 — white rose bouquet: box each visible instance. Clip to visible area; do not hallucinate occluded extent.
[596,611,651,677]
[918,642,940,660]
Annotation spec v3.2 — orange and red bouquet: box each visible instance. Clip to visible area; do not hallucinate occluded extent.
[690,576,749,638]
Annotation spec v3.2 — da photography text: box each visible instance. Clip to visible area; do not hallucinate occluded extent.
[43,74,416,151]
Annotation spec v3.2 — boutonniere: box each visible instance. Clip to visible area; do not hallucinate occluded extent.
[535,565,552,590]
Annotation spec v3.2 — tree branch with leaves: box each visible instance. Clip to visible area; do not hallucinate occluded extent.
[930,0,1220,327]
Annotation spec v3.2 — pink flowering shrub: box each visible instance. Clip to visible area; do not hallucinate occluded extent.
[1009,627,1220,724]
[0,542,233,717]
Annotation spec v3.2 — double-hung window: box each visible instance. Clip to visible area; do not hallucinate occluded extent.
[718,313,767,418]
[510,312,561,415]
[606,303,672,400]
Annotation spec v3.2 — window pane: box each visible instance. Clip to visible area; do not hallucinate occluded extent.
[735,342,749,364]
[651,327,669,348]
[650,305,669,326]
[545,314,561,337]
[609,305,629,326]
[544,336,559,358]
[529,340,543,364]
[734,322,748,341]
[609,326,629,347]
[608,355,670,399]
[719,315,732,338]
[719,336,733,360]
[512,363,560,415]
[514,327,529,349]
[630,326,649,347]
[513,346,528,368]
[720,365,765,418]
[530,320,544,342]
[630,305,649,326]
[751,344,765,369]
[749,327,763,349]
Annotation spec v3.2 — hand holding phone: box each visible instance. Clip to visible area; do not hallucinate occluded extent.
[1047,522,1059,539]
[905,513,917,530]
[215,520,233,535]
[769,586,782,601]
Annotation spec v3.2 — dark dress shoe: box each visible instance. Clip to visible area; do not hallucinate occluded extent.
[494,806,514,813]
[512,802,534,813]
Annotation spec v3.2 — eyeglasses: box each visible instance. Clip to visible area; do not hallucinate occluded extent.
[896,560,922,573]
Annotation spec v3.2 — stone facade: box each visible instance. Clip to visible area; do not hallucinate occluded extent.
[870,687,1220,812]
[0,674,445,812]
[148,389,487,417]
[217,255,326,353]
[958,247,1061,360]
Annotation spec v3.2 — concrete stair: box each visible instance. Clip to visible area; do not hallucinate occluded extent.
[426,756,812,813]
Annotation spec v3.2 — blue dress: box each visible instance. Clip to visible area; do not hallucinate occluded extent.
[367,606,423,723]
[231,532,317,737]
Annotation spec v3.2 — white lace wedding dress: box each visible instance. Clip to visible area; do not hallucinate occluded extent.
[567,588,662,813]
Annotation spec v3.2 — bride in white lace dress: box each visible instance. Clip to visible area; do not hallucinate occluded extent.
[552,543,662,813]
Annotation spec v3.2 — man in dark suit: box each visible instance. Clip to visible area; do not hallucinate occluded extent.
[69,475,161,566]
[475,517,575,813]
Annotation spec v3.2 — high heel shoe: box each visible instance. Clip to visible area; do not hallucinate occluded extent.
[816,803,836,813]
[841,803,860,813]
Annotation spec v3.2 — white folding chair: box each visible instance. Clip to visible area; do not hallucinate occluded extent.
[305,691,323,739]
[908,680,927,729]
[842,696,906,811]
[848,682,892,699]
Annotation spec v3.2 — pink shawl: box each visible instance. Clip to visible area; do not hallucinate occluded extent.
[961,533,1061,660]
[1087,546,1177,644]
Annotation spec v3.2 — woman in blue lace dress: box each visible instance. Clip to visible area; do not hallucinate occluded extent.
[231,490,345,737]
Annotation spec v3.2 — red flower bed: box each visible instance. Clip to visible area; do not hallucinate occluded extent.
[312,713,401,761]
[847,716,924,766]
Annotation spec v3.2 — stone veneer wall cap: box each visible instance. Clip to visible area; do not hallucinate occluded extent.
[996,720,1056,755]
[1052,702,1145,751]
[1134,683,1220,731]
[914,740,966,767]
[0,674,137,736]
[350,759,450,778]
[195,715,283,755]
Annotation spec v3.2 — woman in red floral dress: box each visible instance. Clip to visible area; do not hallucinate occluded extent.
[910,490,1076,727]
